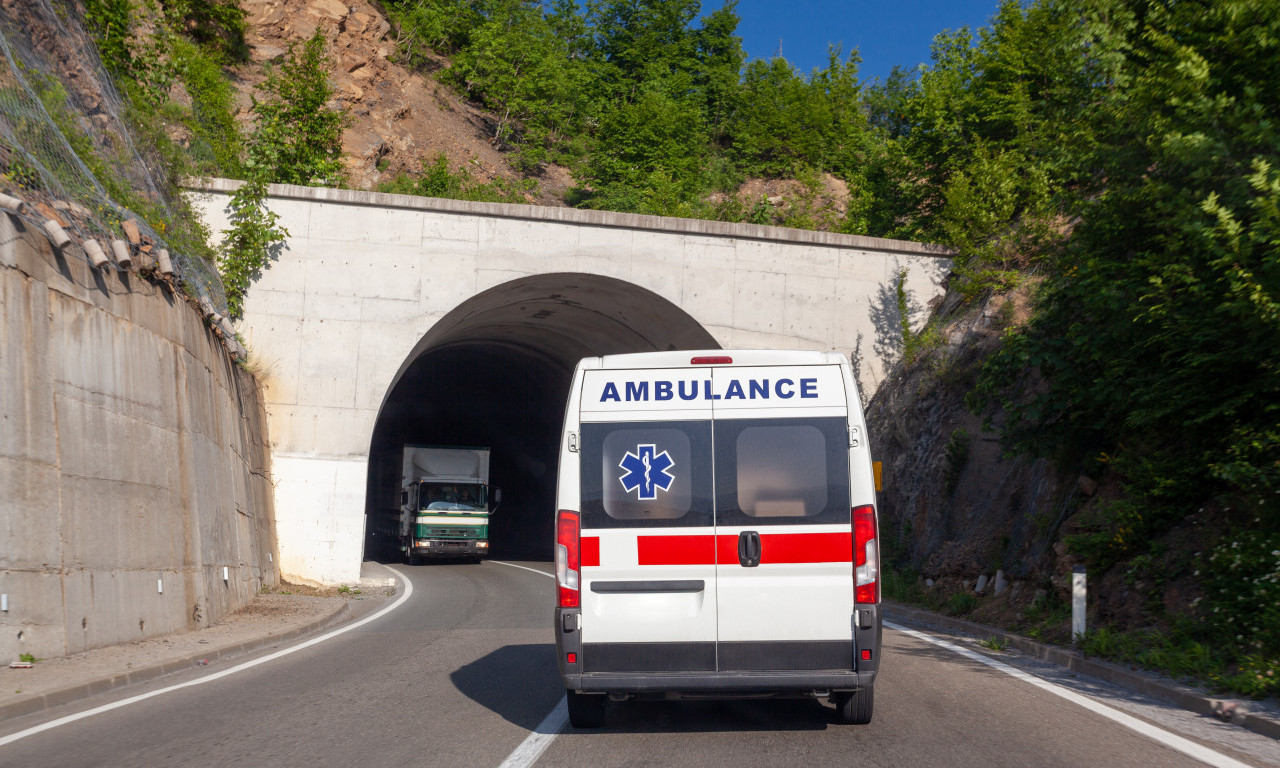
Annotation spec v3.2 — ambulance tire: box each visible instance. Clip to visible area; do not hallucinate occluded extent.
[835,685,873,725]
[566,690,606,728]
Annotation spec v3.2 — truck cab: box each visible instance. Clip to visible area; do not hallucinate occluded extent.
[397,446,499,563]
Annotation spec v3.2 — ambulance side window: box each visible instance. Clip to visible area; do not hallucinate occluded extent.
[579,421,713,529]
[714,417,851,526]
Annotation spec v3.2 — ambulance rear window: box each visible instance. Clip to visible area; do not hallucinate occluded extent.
[714,417,850,526]
[579,421,713,529]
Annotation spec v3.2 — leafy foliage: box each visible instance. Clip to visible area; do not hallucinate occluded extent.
[243,31,346,187]
[378,153,531,204]
[975,0,1280,562]
[171,36,241,173]
[219,177,286,319]
[1204,531,1280,658]
[220,30,346,318]
[445,0,583,168]
[164,0,249,63]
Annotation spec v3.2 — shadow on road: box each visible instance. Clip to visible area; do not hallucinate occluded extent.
[587,697,833,733]
[450,643,563,730]
[451,644,838,733]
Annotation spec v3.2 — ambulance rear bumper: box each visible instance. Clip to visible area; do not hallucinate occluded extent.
[564,670,875,694]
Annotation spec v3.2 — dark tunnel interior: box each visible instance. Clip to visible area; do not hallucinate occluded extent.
[363,273,719,562]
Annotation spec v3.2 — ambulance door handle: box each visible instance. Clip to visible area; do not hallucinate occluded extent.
[738,530,761,567]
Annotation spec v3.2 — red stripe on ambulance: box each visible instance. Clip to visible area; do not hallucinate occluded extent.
[581,536,600,567]
[636,535,716,565]
[627,532,853,566]
[754,531,852,564]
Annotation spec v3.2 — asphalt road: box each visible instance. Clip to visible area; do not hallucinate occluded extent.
[0,561,1275,768]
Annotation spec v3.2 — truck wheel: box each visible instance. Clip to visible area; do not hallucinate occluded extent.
[566,690,606,728]
[834,685,873,724]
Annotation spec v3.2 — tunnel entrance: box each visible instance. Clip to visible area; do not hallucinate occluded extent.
[364,273,719,562]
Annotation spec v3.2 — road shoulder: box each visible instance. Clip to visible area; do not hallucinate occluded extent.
[1,565,399,723]
[885,600,1280,742]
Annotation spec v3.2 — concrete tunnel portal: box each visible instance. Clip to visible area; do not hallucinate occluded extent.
[364,273,719,562]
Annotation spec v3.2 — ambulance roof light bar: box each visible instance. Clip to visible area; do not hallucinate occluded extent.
[690,356,733,365]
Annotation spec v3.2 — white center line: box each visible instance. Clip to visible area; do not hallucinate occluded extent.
[0,567,414,748]
[885,621,1253,768]
[496,697,569,768]
[488,560,569,768]
[489,560,555,580]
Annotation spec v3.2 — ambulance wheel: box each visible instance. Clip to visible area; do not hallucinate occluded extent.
[835,685,873,724]
[566,690,606,728]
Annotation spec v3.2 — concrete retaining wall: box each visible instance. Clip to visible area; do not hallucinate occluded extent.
[0,211,278,662]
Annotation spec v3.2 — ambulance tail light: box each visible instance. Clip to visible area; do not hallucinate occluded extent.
[853,505,879,604]
[690,356,732,365]
[556,509,581,608]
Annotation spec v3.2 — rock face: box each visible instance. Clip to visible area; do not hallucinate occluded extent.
[865,286,1071,585]
[236,0,566,202]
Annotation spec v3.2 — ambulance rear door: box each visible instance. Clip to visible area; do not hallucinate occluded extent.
[576,367,718,674]
[710,364,855,673]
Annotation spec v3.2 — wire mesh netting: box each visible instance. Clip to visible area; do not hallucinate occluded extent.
[0,0,228,315]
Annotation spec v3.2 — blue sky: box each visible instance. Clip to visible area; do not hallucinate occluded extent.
[702,0,1006,83]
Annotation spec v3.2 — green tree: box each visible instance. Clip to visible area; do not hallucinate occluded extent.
[583,0,702,100]
[690,1,744,144]
[446,0,584,164]
[579,83,709,212]
[727,47,865,176]
[852,0,1131,290]
[244,30,346,186]
[976,0,1280,558]
[383,0,482,69]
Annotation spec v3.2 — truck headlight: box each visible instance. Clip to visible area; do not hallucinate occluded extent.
[477,541,489,548]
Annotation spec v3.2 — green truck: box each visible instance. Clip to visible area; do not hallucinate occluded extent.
[397,446,500,563]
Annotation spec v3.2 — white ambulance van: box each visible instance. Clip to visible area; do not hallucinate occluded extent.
[554,350,882,727]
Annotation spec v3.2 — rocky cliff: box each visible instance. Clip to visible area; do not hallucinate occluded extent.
[234,0,570,200]
[866,285,1085,635]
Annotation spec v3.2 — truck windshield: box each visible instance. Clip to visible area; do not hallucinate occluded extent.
[418,483,486,512]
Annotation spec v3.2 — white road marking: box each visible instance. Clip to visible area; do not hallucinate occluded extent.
[496,697,569,768]
[490,568,1249,768]
[488,560,555,580]
[0,567,414,748]
[489,560,570,768]
[885,621,1254,768]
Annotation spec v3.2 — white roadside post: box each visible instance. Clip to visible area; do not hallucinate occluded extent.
[1072,565,1087,643]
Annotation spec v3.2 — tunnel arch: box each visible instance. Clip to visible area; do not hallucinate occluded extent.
[364,273,719,561]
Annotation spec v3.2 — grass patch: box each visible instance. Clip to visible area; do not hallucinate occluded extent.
[1081,624,1279,698]
[977,636,1009,651]
[378,153,533,204]
[946,592,978,616]
[881,568,926,604]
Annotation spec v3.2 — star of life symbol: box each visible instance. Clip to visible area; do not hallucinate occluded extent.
[618,444,676,501]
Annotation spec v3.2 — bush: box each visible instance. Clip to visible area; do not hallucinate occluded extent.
[947,592,977,615]
[378,154,531,204]
[244,31,346,187]
[1203,531,1280,656]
